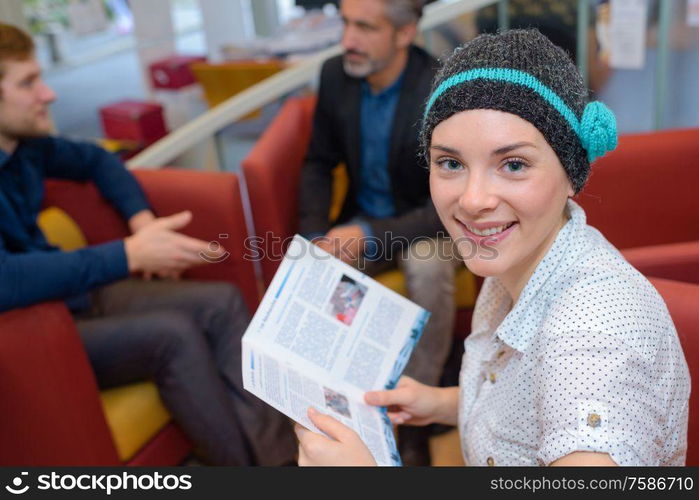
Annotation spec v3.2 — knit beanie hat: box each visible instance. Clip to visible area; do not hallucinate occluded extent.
[420,29,617,193]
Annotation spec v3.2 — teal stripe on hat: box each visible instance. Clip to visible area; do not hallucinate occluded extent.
[424,67,582,136]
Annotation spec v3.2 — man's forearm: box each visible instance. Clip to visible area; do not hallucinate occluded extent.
[128,209,156,233]
[0,243,129,312]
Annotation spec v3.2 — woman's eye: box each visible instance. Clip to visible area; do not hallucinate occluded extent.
[503,160,527,173]
[436,158,462,171]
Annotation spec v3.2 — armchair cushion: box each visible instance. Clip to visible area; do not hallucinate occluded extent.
[37,207,88,251]
[100,382,171,462]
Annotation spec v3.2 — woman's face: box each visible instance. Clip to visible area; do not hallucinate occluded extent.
[429,109,574,287]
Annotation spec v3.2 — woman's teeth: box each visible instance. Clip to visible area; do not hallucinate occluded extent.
[465,222,515,237]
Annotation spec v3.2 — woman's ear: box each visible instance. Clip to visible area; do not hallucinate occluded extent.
[567,183,575,198]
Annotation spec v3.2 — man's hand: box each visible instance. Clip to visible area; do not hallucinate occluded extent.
[128,209,157,234]
[315,224,366,265]
[295,408,377,466]
[124,211,225,277]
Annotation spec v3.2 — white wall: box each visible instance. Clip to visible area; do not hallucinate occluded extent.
[0,0,29,31]
[130,0,176,96]
[197,0,255,62]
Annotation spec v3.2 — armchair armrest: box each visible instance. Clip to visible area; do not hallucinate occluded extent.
[0,302,119,465]
[622,241,699,284]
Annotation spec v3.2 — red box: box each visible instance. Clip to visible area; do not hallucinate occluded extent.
[148,55,206,90]
[99,100,168,145]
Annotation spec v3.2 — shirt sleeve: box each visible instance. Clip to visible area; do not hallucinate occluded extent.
[0,237,129,312]
[40,137,151,220]
[535,330,667,466]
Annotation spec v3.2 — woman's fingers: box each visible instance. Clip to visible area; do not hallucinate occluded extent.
[387,410,414,425]
[365,386,414,408]
[366,376,419,407]
[308,407,355,442]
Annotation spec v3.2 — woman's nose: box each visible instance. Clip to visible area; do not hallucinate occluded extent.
[457,170,498,216]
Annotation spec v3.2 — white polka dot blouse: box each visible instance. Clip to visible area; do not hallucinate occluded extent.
[458,199,691,466]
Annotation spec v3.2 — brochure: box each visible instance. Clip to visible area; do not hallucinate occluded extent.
[242,235,430,466]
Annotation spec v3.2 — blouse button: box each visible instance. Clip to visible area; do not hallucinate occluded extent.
[489,373,497,384]
[497,350,506,358]
[487,456,495,466]
[587,413,602,428]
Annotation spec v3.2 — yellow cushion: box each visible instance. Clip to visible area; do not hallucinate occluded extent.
[37,208,173,461]
[37,207,88,251]
[100,382,172,462]
[453,267,477,308]
[329,164,349,223]
[375,266,477,309]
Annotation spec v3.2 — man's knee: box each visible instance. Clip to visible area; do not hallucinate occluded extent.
[401,239,457,281]
[146,312,208,362]
[197,282,248,317]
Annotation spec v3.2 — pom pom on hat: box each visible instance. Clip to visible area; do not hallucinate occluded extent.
[580,101,618,163]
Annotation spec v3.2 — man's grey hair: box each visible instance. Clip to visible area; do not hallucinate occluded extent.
[382,0,425,28]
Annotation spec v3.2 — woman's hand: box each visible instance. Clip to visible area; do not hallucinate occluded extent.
[294,408,377,466]
[365,376,459,427]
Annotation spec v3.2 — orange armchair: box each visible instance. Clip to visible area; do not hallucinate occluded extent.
[0,169,257,466]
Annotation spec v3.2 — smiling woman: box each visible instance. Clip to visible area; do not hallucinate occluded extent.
[418,28,689,467]
[429,110,573,296]
[295,28,691,468]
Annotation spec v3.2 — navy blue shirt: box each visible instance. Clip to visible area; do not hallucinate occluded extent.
[0,136,150,312]
[357,72,405,222]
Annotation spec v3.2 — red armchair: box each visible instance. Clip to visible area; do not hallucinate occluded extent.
[0,169,258,466]
[242,94,316,286]
[649,277,699,466]
[578,127,699,283]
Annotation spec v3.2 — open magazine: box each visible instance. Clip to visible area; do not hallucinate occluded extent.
[242,235,430,466]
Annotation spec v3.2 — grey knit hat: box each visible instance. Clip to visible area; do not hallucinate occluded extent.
[420,29,617,193]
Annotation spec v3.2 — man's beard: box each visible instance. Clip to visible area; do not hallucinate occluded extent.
[0,119,52,140]
[342,51,391,79]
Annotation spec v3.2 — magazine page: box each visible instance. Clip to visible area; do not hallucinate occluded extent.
[242,235,430,465]
[242,343,400,466]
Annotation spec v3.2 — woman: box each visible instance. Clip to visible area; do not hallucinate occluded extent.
[295,29,690,466]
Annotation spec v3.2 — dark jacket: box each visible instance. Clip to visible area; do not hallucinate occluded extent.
[298,45,443,252]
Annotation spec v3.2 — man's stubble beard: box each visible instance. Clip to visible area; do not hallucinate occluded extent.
[343,56,378,78]
[342,46,396,79]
